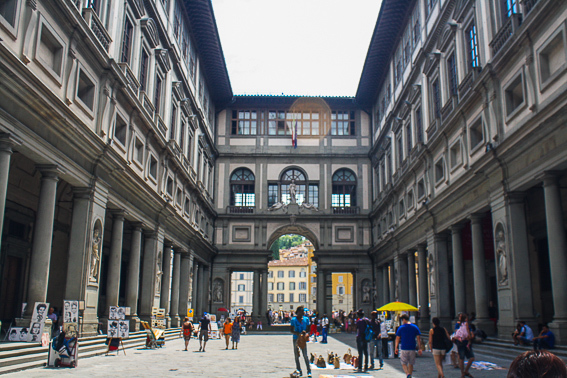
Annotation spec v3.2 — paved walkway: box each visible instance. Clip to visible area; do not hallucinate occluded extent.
[7,334,513,377]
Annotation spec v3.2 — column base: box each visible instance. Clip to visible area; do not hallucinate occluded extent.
[417,317,430,331]
[548,319,567,345]
[170,315,181,327]
[474,318,496,336]
[127,315,141,332]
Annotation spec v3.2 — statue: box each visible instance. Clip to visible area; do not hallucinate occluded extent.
[89,224,102,282]
[155,251,163,294]
[362,280,371,303]
[496,227,508,286]
[394,267,399,300]
[213,279,223,303]
[289,180,297,204]
[428,253,436,296]
[300,202,319,211]
[268,202,287,212]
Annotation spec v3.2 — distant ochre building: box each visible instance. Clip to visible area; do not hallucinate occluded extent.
[1,0,566,345]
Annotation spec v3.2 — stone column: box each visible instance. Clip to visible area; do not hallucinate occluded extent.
[260,270,268,320]
[170,251,181,326]
[178,254,191,319]
[470,215,491,330]
[253,270,261,319]
[26,166,60,310]
[389,261,395,302]
[201,264,210,314]
[196,263,206,316]
[126,223,143,317]
[408,251,417,307]
[417,244,430,329]
[105,211,125,312]
[192,260,200,316]
[396,254,409,302]
[160,246,173,324]
[139,229,164,320]
[543,174,567,342]
[316,269,325,314]
[0,134,21,247]
[450,225,466,316]
[376,266,385,306]
[325,270,332,315]
[382,265,390,303]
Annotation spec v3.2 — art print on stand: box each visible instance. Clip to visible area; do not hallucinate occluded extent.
[63,300,79,323]
[27,302,49,342]
[109,306,126,320]
[7,327,29,342]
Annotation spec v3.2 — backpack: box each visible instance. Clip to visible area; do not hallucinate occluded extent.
[364,321,374,342]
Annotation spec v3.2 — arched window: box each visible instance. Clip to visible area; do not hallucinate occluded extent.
[230,168,255,207]
[268,168,319,207]
[332,169,357,208]
[281,169,306,205]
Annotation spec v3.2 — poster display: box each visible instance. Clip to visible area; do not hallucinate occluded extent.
[107,306,129,338]
[28,302,49,342]
[109,306,126,320]
[63,300,79,323]
[7,327,29,341]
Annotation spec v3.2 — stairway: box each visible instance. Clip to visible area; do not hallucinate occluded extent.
[0,328,181,375]
[472,337,567,362]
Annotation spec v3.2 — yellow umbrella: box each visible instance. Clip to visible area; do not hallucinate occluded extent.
[377,301,419,312]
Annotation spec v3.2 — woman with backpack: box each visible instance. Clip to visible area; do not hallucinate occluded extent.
[429,317,451,378]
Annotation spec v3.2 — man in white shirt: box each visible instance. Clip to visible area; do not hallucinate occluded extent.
[321,314,329,343]
[380,319,389,358]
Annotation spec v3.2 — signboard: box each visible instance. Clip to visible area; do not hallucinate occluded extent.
[187,308,194,317]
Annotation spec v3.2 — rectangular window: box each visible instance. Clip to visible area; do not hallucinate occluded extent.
[466,22,480,70]
[435,158,445,184]
[405,122,412,155]
[134,137,144,164]
[289,293,294,302]
[447,53,458,97]
[308,184,318,207]
[268,184,278,207]
[431,78,441,119]
[331,111,355,136]
[154,74,162,115]
[417,179,425,199]
[299,294,306,302]
[397,132,404,167]
[450,141,462,169]
[338,276,343,283]
[239,296,244,304]
[415,106,423,143]
[149,155,158,179]
[121,18,133,63]
[114,115,128,146]
[337,286,345,295]
[269,271,273,278]
[299,270,306,278]
[0,0,18,27]
[238,284,245,291]
[170,103,177,140]
[268,282,274,290]
[502,0,519,20]
[139,49,149,91]
[277,294,284,302]
[277,271,284,278]
[289,282,296,290]
[288,270,295,278]
[505,74,524,117]
[469,118,484,150]
[239,273,244,280]
[77,69,95,111]
[299,282,306,290]
[539,28,567,87]
[231,110,258,135]
[268,294,274,302]
[277,282,284,290]
[37,21,64,79]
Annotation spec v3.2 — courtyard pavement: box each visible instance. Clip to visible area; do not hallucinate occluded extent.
[7,333,513,377]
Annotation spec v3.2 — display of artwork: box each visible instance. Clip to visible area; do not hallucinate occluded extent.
[107,319,130,339]
[7,327,29,341]
[27,302,49,342]
[63,323,79,338]
[109,306,126,320]
[63,300,79,323]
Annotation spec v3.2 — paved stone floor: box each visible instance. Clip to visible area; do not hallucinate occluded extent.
[8,334,513,377]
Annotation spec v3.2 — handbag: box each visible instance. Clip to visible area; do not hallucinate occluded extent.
[297,332,308,349]
[333,354,340,369]
[343,348,352,364]
[316,355,327,368]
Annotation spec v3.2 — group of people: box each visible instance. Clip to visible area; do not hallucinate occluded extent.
[512,321,555,351]
[180,314,243,352]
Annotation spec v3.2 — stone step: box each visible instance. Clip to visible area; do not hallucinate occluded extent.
[0,328,180,375]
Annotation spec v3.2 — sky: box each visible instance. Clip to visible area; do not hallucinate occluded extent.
[211,0,384,97]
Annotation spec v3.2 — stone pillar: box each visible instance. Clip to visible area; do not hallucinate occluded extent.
[382,265,390,303]
[0,134,21,247]
[178,254,191,319]
[253,270,261,319]
[316,269,325,314]
[26,166,60,310]
[542,174,567,342]
[260,270,268,320]
[105,211,125,312]
[197,263,206,316]
[139,229,164,320]
[396,254,409,302]
[417,244,430,329]
[450,225,466,316]
[202,264,211,314]
[408,251,417,307]
[389,261,395,302]
[325,270,332,314]
[470,215,491,330]
[376,266,385,306]
[170,251,181,327]
[160,246,173,324]
[126,224,143,317]
[192,260,200,316]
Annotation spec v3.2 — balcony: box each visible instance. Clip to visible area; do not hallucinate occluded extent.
[332,206,360,215]
[490,14,522,56]
[523,0,541,15]
[228,206,254,214]
[117,63,140,97]
[82,8,112,52]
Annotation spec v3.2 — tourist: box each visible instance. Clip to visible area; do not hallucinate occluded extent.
[290,306,311,378]
[513,321,534,346]
[321,313,329,344]
[394,314,422,378]
[198,313,211,352]
[532,324,555,351]
[355,309,370,372]
[223,318,233,350]
[309,316,318,342]
[181,317,193,351]
[429,317,451,378]
[453,313,474,378]
[380,316,389,360]
[231,317,241,349]
[47,306,58,333]
[507,350,567,377]
[369,311,383,369]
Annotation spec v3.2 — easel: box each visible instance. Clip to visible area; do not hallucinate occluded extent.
[106,337,126,355]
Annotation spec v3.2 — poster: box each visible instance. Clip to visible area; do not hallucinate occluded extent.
[7,327,28,341]
[118,320,130,338]
[109,306,126,320]
[107,320,120,338]
[63,300,79,323]
[63,323,79,338]
[27,302,49,342]
[107,319,130,338]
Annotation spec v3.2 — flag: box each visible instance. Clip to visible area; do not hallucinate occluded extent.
[288,119,298,149]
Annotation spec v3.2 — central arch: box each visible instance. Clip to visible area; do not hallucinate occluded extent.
[267,223,320,252]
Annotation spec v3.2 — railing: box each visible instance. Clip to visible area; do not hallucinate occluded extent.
[490,14,522,55]
[332,206,360,215]
[117,63,140,97]
[82,8,111,52]
[228,206,254,214]
[522,0,540,15]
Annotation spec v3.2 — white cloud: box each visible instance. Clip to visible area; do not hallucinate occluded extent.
[212,0,383,96]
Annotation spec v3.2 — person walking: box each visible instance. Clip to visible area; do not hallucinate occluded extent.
[394,314,422,378]
[290,306,311,377]
[369,311,383,370]
[380,316,389,359]
[309,316,318,342]
[231,317,241,349]
[198,313,211,352]
[453,313,474,378]
[223,318,233,350]
[355,309,370,372]
[181,317,193,351]
[429,317,451,378]
[321,314,329,344]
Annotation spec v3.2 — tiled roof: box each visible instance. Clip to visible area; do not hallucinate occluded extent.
[268,257,308,267]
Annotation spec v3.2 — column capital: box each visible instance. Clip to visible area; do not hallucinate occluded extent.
[506,191,527,204]
[109,209,126,219]
[130,222,145,231]
[449,224,464,234]
[541,172,562,187]
[0,132,23,152]
[36,164,64,179]
[72,187,94,200]
[468,213,484,224]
